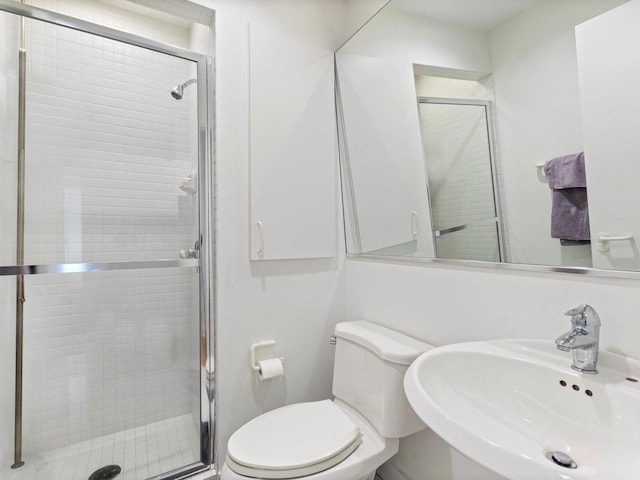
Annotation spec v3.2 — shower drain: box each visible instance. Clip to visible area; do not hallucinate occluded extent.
[88,465,122,480]
[545,451,577,469]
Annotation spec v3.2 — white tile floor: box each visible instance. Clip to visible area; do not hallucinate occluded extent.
[1,414,200,480]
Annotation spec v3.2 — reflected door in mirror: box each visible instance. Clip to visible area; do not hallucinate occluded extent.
[418,99,503,262]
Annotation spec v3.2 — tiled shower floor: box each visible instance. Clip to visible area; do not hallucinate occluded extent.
[1,414,199,480]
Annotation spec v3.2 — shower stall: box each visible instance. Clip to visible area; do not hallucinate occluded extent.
[0,1,215,479]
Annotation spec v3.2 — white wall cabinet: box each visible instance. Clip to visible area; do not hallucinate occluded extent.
[576,0,640,271]
[248,22,337,260]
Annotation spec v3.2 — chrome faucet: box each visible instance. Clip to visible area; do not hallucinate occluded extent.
[555,304,600,373]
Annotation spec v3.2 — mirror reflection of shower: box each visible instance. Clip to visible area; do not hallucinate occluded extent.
[171,78,196,99]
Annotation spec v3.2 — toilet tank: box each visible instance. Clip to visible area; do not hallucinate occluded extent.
[332,321,433,438]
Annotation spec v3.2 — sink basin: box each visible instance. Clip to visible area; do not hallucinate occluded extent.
[403,339,640,480]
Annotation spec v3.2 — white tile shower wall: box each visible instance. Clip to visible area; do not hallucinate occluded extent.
[11,13,201,455]
[22,270,199,455]
[24,20,198,264]
[423,106,494,228]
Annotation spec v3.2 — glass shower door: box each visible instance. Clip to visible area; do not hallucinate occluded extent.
[418,99,504,263]
[0,4,213,480]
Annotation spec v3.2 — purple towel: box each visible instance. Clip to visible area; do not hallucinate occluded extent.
[544,152,586,189]
[550,188,590,241]
[544,153,590,243]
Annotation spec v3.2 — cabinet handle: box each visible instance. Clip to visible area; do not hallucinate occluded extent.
[411,211,419,237]
[256,221,264,257]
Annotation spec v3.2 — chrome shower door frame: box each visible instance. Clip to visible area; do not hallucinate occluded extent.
[417,96,506,263]
[0,0,216,478]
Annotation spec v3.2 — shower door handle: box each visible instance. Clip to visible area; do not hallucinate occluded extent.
[433,217,498,237]
[179,241,199,259]
[179,249,197,259]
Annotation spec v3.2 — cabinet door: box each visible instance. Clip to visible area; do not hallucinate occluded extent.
[249,22,336,260]
[336,55,431,254]
[576,0,640,270]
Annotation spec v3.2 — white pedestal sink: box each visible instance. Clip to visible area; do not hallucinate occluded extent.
[403,339,640,480]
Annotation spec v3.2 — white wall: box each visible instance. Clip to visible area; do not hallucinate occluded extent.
[350,10,640,476]
[414,75,495,102]
[348,258,640,480]
[206,2,640,477]
[199,0,373,467]
[342,11,640,480]
[341,0,389,46]
[490,0,627,268]
[29,0,193,48]
[205,1,640,478]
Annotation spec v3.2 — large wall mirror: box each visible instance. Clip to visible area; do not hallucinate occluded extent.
[336,0,640,273]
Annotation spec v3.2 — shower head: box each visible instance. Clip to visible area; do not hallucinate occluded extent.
[170,85,184,100]
[171,78,197,100]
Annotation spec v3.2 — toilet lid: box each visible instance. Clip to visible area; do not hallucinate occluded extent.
[227,400,361,475]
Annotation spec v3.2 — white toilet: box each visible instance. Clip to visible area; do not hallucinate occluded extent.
[221,320,433,480]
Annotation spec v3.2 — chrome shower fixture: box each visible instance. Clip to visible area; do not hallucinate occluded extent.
[171,78,197,100]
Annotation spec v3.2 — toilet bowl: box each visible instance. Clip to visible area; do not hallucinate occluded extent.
[221,400,397,480]
[220,321,433,480]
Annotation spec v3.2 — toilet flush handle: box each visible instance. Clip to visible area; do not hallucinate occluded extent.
[329,336,337,346]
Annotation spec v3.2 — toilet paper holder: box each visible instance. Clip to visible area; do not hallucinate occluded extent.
[250,340,285,372]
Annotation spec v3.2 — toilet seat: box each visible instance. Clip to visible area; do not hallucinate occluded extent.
[221,399,399,480]
[226,400,362,479]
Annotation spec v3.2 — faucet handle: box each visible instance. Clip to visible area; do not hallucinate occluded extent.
[564,304,600,327]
